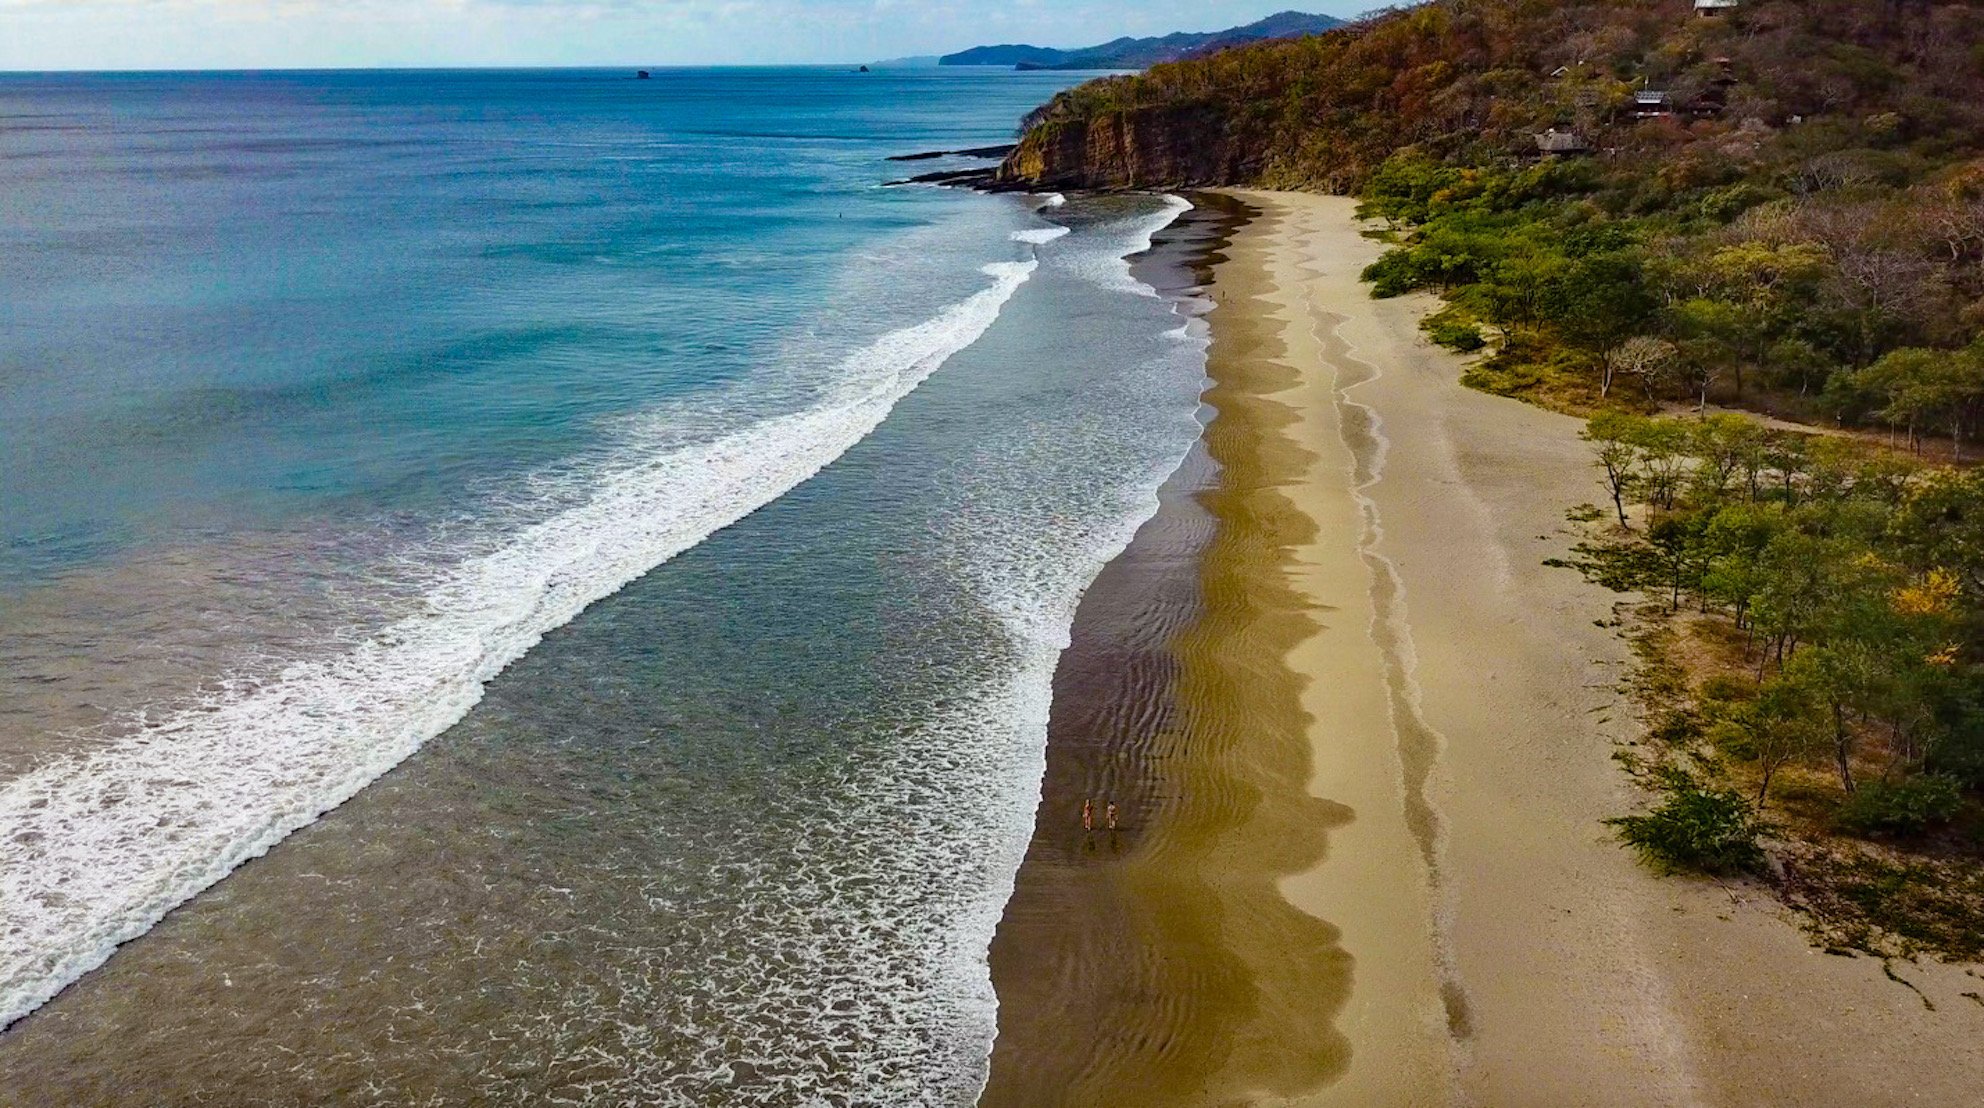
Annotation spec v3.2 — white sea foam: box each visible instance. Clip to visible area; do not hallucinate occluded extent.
[949,446,1201,1104]
[0,260,1038,1033]
[488,195,1212,1106]
[1009,226,1070,246]
[1039,193,1067,209]
[423,196,1209,1106]
[1064,194,1192,297]
[947,194,1207,1101]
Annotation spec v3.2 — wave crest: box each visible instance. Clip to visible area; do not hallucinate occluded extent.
[0,260,1038,1032]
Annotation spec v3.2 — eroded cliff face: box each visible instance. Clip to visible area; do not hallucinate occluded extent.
[994,105,1254,191]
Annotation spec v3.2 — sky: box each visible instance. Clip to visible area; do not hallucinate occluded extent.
[0,1,1371,71]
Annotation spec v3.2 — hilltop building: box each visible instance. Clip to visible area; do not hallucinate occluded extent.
[1533,128,1592,156]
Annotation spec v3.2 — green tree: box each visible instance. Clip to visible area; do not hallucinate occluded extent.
[1765,432,1811,506]
[1713,675,1829,809]
[1584,411,1644,526]
[1688,414,1766,503]
[1668,297,1752,404]
[1628,418,1691,513]
[1691,240,1830,397]
[1924,349,1984,461]
[1890,470,1984,606]
[1874,350,1941,454]
[1547,250,1656,389]
[1749,533,1856,671]
[1787,643,1881,794]
[1470,249,1573,331]
[1647,512,1711,613]
[1700,502,1789,632]
[1357,153,1468,227]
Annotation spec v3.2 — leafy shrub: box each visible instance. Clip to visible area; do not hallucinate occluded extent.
[1363,244,1476,298]
[1458,334,1589,398]
[1699,676,1763,756]
[1609,780,1765,874]
[1362,250,1423,299]
[1926,701,1984,788]
[1699,183,1779,223]
[1707,716,1759,761]
[1423,305,1486,351]
[1460,360,1541,396]
[1835,775,1965,837]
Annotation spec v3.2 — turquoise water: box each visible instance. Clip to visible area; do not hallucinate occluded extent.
[0,69,1209,1103]
[2,68,1075,582]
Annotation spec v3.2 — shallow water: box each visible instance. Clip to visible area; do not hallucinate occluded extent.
[0,69,1210,1103]
[983,201,1357,1105]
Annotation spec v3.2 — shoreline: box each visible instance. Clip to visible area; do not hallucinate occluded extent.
[981,194,1323,1104]
[983,193,1379,1105]
[985,190,1984,1105]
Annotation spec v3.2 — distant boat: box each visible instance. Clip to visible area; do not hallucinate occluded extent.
[636,70,651,80]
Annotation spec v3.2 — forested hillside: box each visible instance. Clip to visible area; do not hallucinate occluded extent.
[1003,1,1984,186]
[1003,0,1984,422]
[1004,0,1984,957]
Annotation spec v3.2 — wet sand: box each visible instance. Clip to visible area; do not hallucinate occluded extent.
[982,196,1357,1107]
[985,190,1984,1105]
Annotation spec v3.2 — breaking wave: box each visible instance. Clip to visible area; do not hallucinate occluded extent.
[0,260,1039,1032]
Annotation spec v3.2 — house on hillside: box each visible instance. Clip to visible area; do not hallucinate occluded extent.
[1533,128,1592,156]
[1634,89,1673,118]
[1695,0,1740,15]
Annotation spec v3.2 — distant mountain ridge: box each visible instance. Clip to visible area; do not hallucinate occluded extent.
[939,11,1343,72]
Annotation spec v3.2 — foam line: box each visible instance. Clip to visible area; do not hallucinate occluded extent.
[0,260,1038,1032]
[1010,227,1070,246]
[1065,194,1192,298]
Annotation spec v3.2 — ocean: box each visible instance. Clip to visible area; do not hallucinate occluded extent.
[0,68,1211,1103]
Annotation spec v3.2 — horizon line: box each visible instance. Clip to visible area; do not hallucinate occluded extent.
[0,62,1047,76]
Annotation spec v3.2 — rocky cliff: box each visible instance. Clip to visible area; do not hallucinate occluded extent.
[993,105,1250,191]
[994,0,1984,195]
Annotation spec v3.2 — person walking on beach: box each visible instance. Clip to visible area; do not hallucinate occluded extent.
[1105,802,1118,832]
[1082,798,1094,832]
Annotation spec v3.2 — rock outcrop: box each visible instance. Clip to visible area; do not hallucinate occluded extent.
[994,106,1252,191]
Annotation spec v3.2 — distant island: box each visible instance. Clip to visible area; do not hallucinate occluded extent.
[939,11,1342,71]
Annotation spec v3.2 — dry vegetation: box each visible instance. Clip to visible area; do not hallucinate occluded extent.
[1017,0,1984,957]
[1557,418,1984,958]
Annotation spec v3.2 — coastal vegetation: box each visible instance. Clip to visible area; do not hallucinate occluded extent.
[1556,413,1984,957]
[997,0,1984,957]
[1006,0,1984,427]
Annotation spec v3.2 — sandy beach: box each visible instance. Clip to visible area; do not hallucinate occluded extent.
[987,190,1984,1105]
[983,197,1359,1107]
